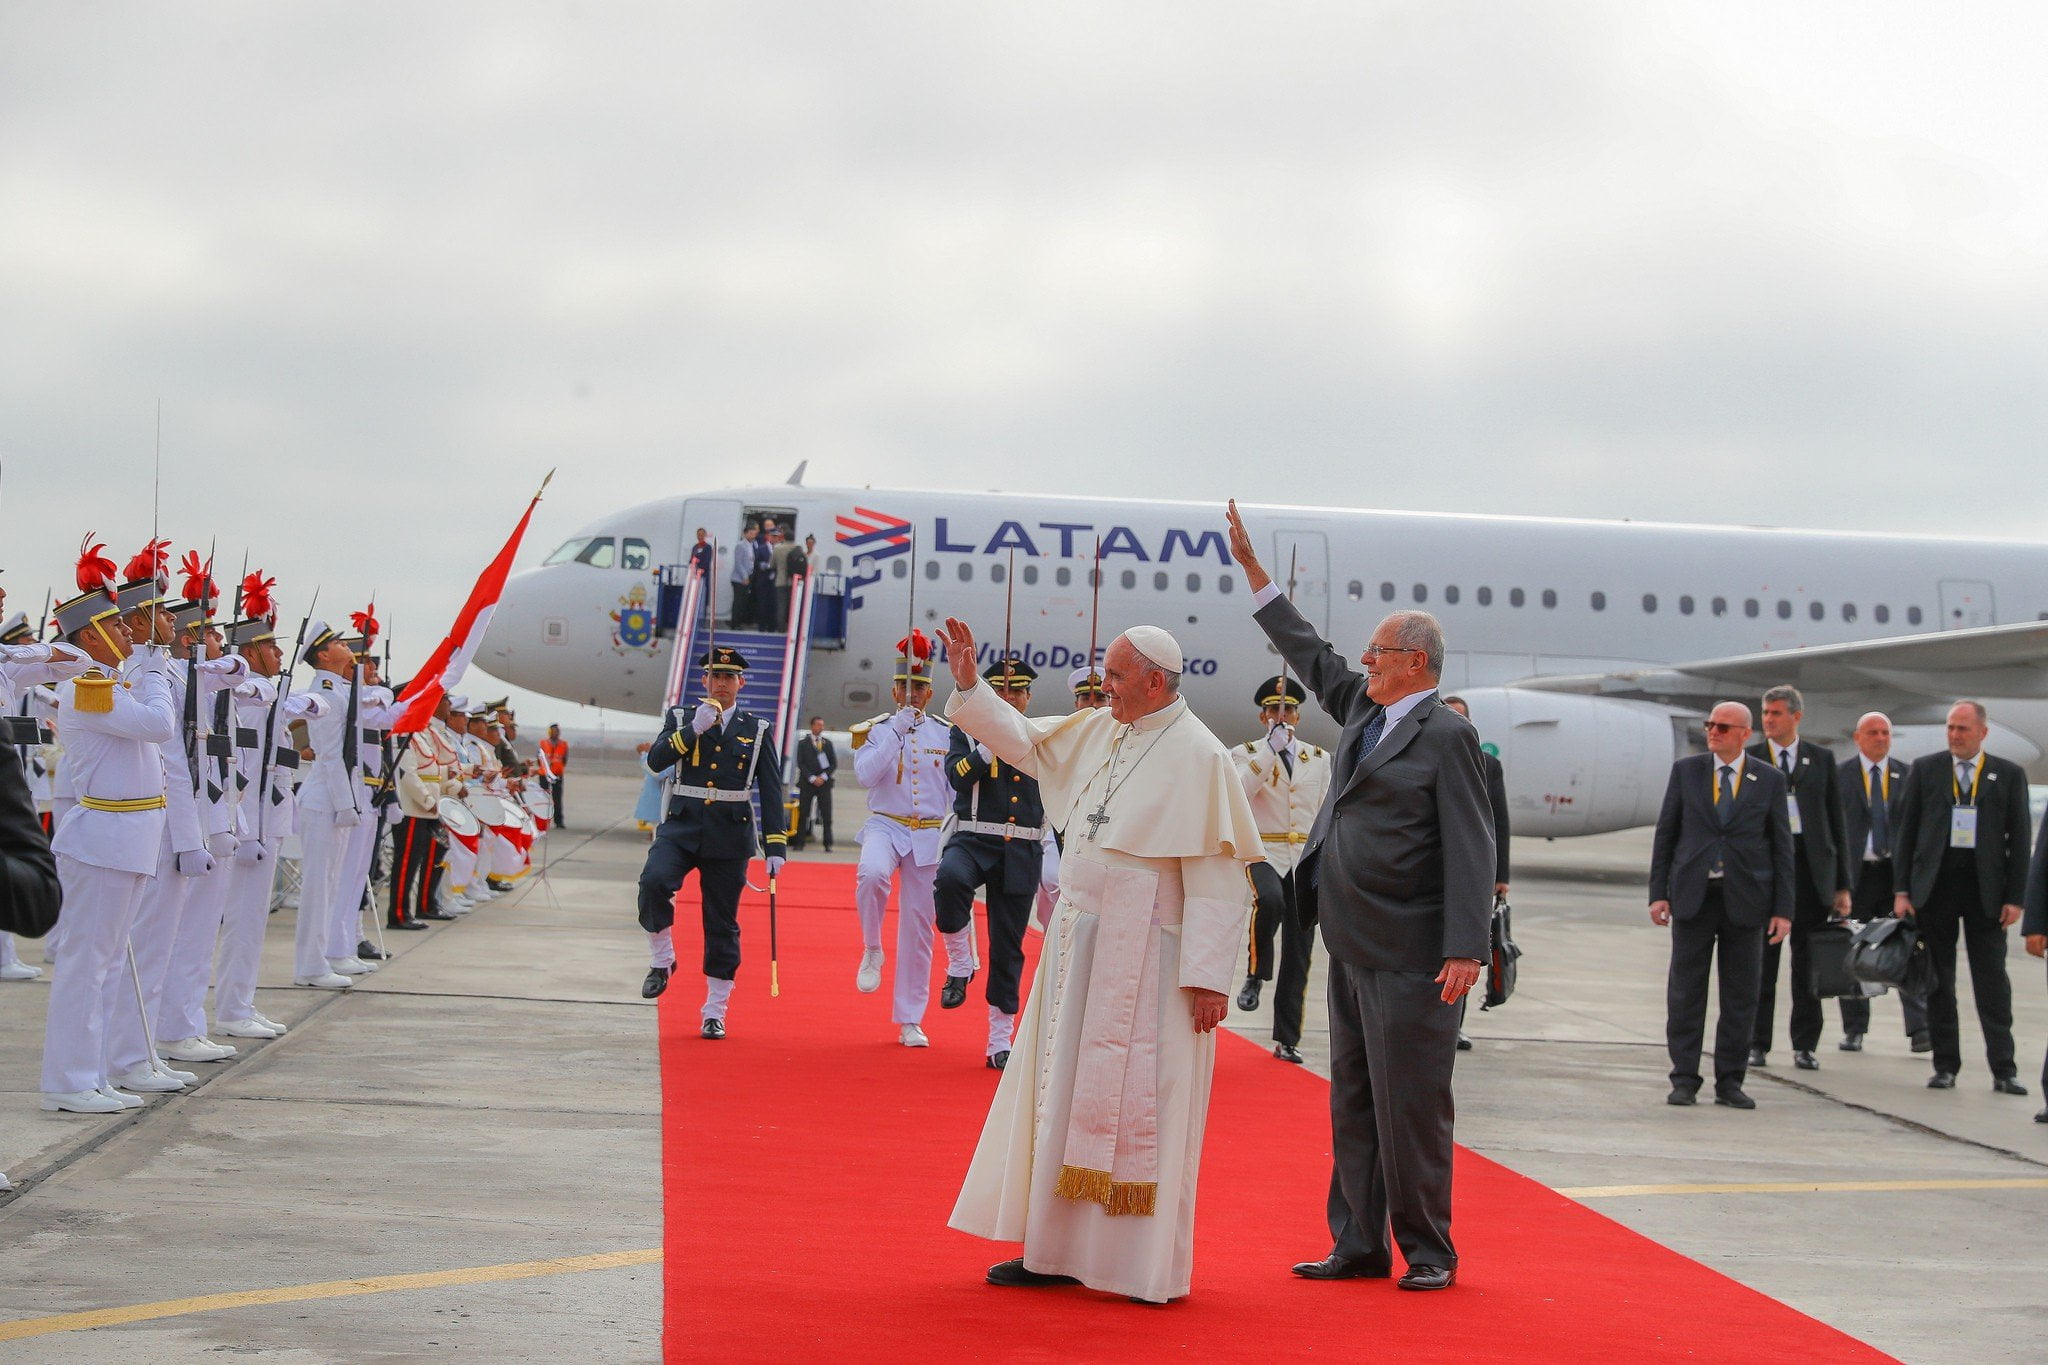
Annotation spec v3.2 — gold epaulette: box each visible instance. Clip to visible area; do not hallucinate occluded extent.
[73,671,115,714]
[848,714,887,750]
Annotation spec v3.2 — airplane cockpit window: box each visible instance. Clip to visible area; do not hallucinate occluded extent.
[544,537,591,565]
[621,538,652,572]
[578,538,617,568]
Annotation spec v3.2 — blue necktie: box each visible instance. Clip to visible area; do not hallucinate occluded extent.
[1355,712,1386,772]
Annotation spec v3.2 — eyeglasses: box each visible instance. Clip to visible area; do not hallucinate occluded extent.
[1361,646,1424,661]
[1702,721,1747,733]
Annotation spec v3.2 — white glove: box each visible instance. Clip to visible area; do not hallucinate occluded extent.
[235,839,269,864]
[765,855,786,878]
[889,708,919,736]
[175,848,215,877]
[691,701,722,735]
[206,831,238,859]
[976,743,994,764]
[1267,724,1293,756]
[334,806,361,829]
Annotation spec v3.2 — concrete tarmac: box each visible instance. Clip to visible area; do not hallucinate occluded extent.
[3,775,2045,1361]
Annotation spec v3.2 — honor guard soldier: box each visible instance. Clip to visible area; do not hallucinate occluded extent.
[934,657,1045,1069]
[852,631,976,1048]
[1068,665,1109,710]
[293,619,367,989]
[39,539,179,1112]
[328,621,401,966]
[1232,675,1331,1063]
[636,645,786,1038]
[1,605,91,980]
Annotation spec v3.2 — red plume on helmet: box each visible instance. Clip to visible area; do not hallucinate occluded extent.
[351,603,380,646]
[178,550,217,604]
[123,537,171,584]
[240,572,276,623]
[76,535,119,598]
[895,629,932,661]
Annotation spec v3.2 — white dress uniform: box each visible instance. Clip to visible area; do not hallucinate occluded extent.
[292,660,362,984]
[2,640,90,977]
[853,707,976,1031]
[41,650,178,1102]
[327,681,401,963]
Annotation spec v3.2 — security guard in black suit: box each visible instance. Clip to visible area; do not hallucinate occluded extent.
[933,657,1043,1070]
[1835,712,1927,1051]
[636,646,786,1039]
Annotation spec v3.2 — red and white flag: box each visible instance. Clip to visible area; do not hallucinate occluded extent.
[393,472,551,734]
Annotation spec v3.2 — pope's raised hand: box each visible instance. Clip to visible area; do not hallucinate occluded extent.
[941,617,979,691]
[1224,500,1272,594]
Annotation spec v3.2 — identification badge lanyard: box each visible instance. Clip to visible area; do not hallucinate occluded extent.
[1950,757,1983,848]
[1777,746,1804,835]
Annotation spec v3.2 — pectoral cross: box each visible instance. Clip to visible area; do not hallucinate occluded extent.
[1084,804,1111,841]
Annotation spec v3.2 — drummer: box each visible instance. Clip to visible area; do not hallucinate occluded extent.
[390,690,457,930]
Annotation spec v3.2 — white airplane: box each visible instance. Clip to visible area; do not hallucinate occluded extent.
[476,473,2048,837]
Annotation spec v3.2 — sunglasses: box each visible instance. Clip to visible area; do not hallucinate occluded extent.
[1702,721,1747,733]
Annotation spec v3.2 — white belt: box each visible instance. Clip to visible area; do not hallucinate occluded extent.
[958,819,1044,841]
[670,785,751,803]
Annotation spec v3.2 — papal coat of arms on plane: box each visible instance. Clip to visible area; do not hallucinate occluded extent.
[610,582,657,652]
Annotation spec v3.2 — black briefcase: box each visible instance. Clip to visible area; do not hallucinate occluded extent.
[1480,898,1520,1010]
[1807,921,1883,999]
[1845,917,1919,987]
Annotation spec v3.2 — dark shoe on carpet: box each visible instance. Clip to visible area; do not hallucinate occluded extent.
[1910,1030,1933,1054]
[1667,1087,1698,1106]
[1237,977,1262,1012]
[1456,1031,1473,1051]
[1992,1076,2029,1096]
[1838,1032,1864,1052]
[1746,1047,1767,1068]
[1291,1254,1389,1281]
[642,967,670,999]
[1714,1087,1756,1110]
[1793,1050,1818,1071]
[987,1051,1009,1071]
[701,1018,725,1040]
[1398,1265,1455,1291]
[940,972,974,1009]
[986,1258,1079,1288]
[1927,1071,1956,1089]
[1273,1043,1304,1064]
[357,941,386,961]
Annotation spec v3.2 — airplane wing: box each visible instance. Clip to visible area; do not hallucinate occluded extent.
[1516,620,2048,710]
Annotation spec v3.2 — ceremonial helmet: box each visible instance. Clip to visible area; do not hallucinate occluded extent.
[52,536,125,640]
[892,630,932,684]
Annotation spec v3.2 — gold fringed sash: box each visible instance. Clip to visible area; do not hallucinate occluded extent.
[1054,1164,1158,1217]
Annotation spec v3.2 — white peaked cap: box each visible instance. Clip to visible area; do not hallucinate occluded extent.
[1068,665,1099,690]
[446,694,469,712]
[1120,625,1184,673]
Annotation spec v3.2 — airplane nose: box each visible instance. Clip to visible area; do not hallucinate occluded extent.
[478,569,539,685]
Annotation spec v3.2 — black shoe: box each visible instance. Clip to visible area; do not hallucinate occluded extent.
[387,919,430,931]
[1910,1030,1933,1054]
[1456,1031,1474,1052]
[642,967,670,999]
[1291,1254,1390,1280]
[421,910,458,921]
[1793,1050,1818,1071]
[941,972,974,1009]
[1746,1047,1768,1068]
[1398,1265,1456,1291]
[1273,1043,1304,1064]
[986,1258,1080,1288]
[1714,1087,1756,1110]
[1237,977,1262,1011]
[357,941,386,961]
[1927,1071,1956,1089]
[701,1017,725,1040]
[1992,1076,2030,1096]
[1667,1087,1698,1106]
[987,1051,1009,1071]
[1838,1032,1864,1052]
[2035,1107,2048,1124]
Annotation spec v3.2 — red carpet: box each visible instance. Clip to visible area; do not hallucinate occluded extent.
[660,863,1891,1363]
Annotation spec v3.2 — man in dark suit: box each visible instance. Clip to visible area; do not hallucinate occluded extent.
[1747,685,1854,1071]
[1444,695,1509,1052]
[2021,810,2048,1123]
[1891,700,2030,1094]
[1836,712,1928,1052]
[1649,701,1794,1109]
[1228,502,1493,1293]
[793,715,836,852]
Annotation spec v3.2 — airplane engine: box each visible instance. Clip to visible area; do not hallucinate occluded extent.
[1450,689,1692,838]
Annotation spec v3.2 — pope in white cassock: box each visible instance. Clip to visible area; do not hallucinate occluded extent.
[938,616,1262,1305]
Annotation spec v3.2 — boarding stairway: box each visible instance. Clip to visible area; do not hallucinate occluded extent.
[655,565,821,793]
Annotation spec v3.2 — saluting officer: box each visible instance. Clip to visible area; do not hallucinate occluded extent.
[934,657,1045,1070]
[1232,675,1331,1063]
[636,645,786,1039]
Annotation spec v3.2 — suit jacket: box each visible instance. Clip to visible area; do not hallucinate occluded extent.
[1648,753,1796,928]
[2023,814,2048,938]
[1253,596,1494,972]
[645,705,787,859]
[1480,750,1510,886]
[0,739,61,938]
[1836,752,1908,867]
[796,733,836,789]
[1747,739,1853,910]
[1893,750,2030,918]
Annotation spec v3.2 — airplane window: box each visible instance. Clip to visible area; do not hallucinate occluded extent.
[828,556,843,573]
[1590,591,1606,611]
[621,538,652,572]
[1120,570,1137,590]
[575,538,617,569]
[1541,589,1557,609]
[1056,567,1071,587]
[1874,604,1889,624]
[1412,584,1427,603]
[1380,582,1396,602]
[1842,603,1857,622]
[957,562,973,582]
[1347,580,1362,601]
[1907,606,1923,625]
[1643,594,1657,613]
[1808,601,1824,621]
[1680,596,1696,615]
[1509,588,1525,607]
[1217,575,1234,595]
[1088,569,1102,588]
[1023,565,1039,585]
[925,561,940,581]
[1445,586,1460,605]
[1776,600,1792,620]
[544,537,592,566]
[990,563,1005,585]
[1710,597,1726,616]
[1154,571,1169,591]
[1190,573,1204,593]
[1744,598,1759,617]
[892,559,907,579]
[1476,586,1492,606]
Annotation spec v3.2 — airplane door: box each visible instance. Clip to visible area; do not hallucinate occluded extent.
[1270,530,1329,632]
[1939,579,1995,629]
[684,498,745,580]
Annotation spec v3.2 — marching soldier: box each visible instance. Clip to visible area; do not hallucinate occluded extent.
[934,657,1044,1069]
[1232,674,1330,1063]
[636,645,786,1038]
[852,632,975,1048]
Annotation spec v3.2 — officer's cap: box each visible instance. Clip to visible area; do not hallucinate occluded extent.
[1254,675,1306,708]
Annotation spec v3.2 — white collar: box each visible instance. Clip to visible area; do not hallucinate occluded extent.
[1381,687,1437,731]
[1130,697,1188,733]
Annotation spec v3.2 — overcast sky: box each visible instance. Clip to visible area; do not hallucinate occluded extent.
[7,2,2047,725]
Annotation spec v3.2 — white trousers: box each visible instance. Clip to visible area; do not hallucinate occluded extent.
[856,839,973,1026]
[328,814,380,961]
[158,861,230,1043]
[444,838,477,898]
[0,931,25,969]
[42,856,149,1095]
[295,814,348,978]
[107,834,190,1078]
[214,853,279,1025]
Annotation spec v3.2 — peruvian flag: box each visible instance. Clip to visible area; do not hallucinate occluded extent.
[392,473,550,734]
